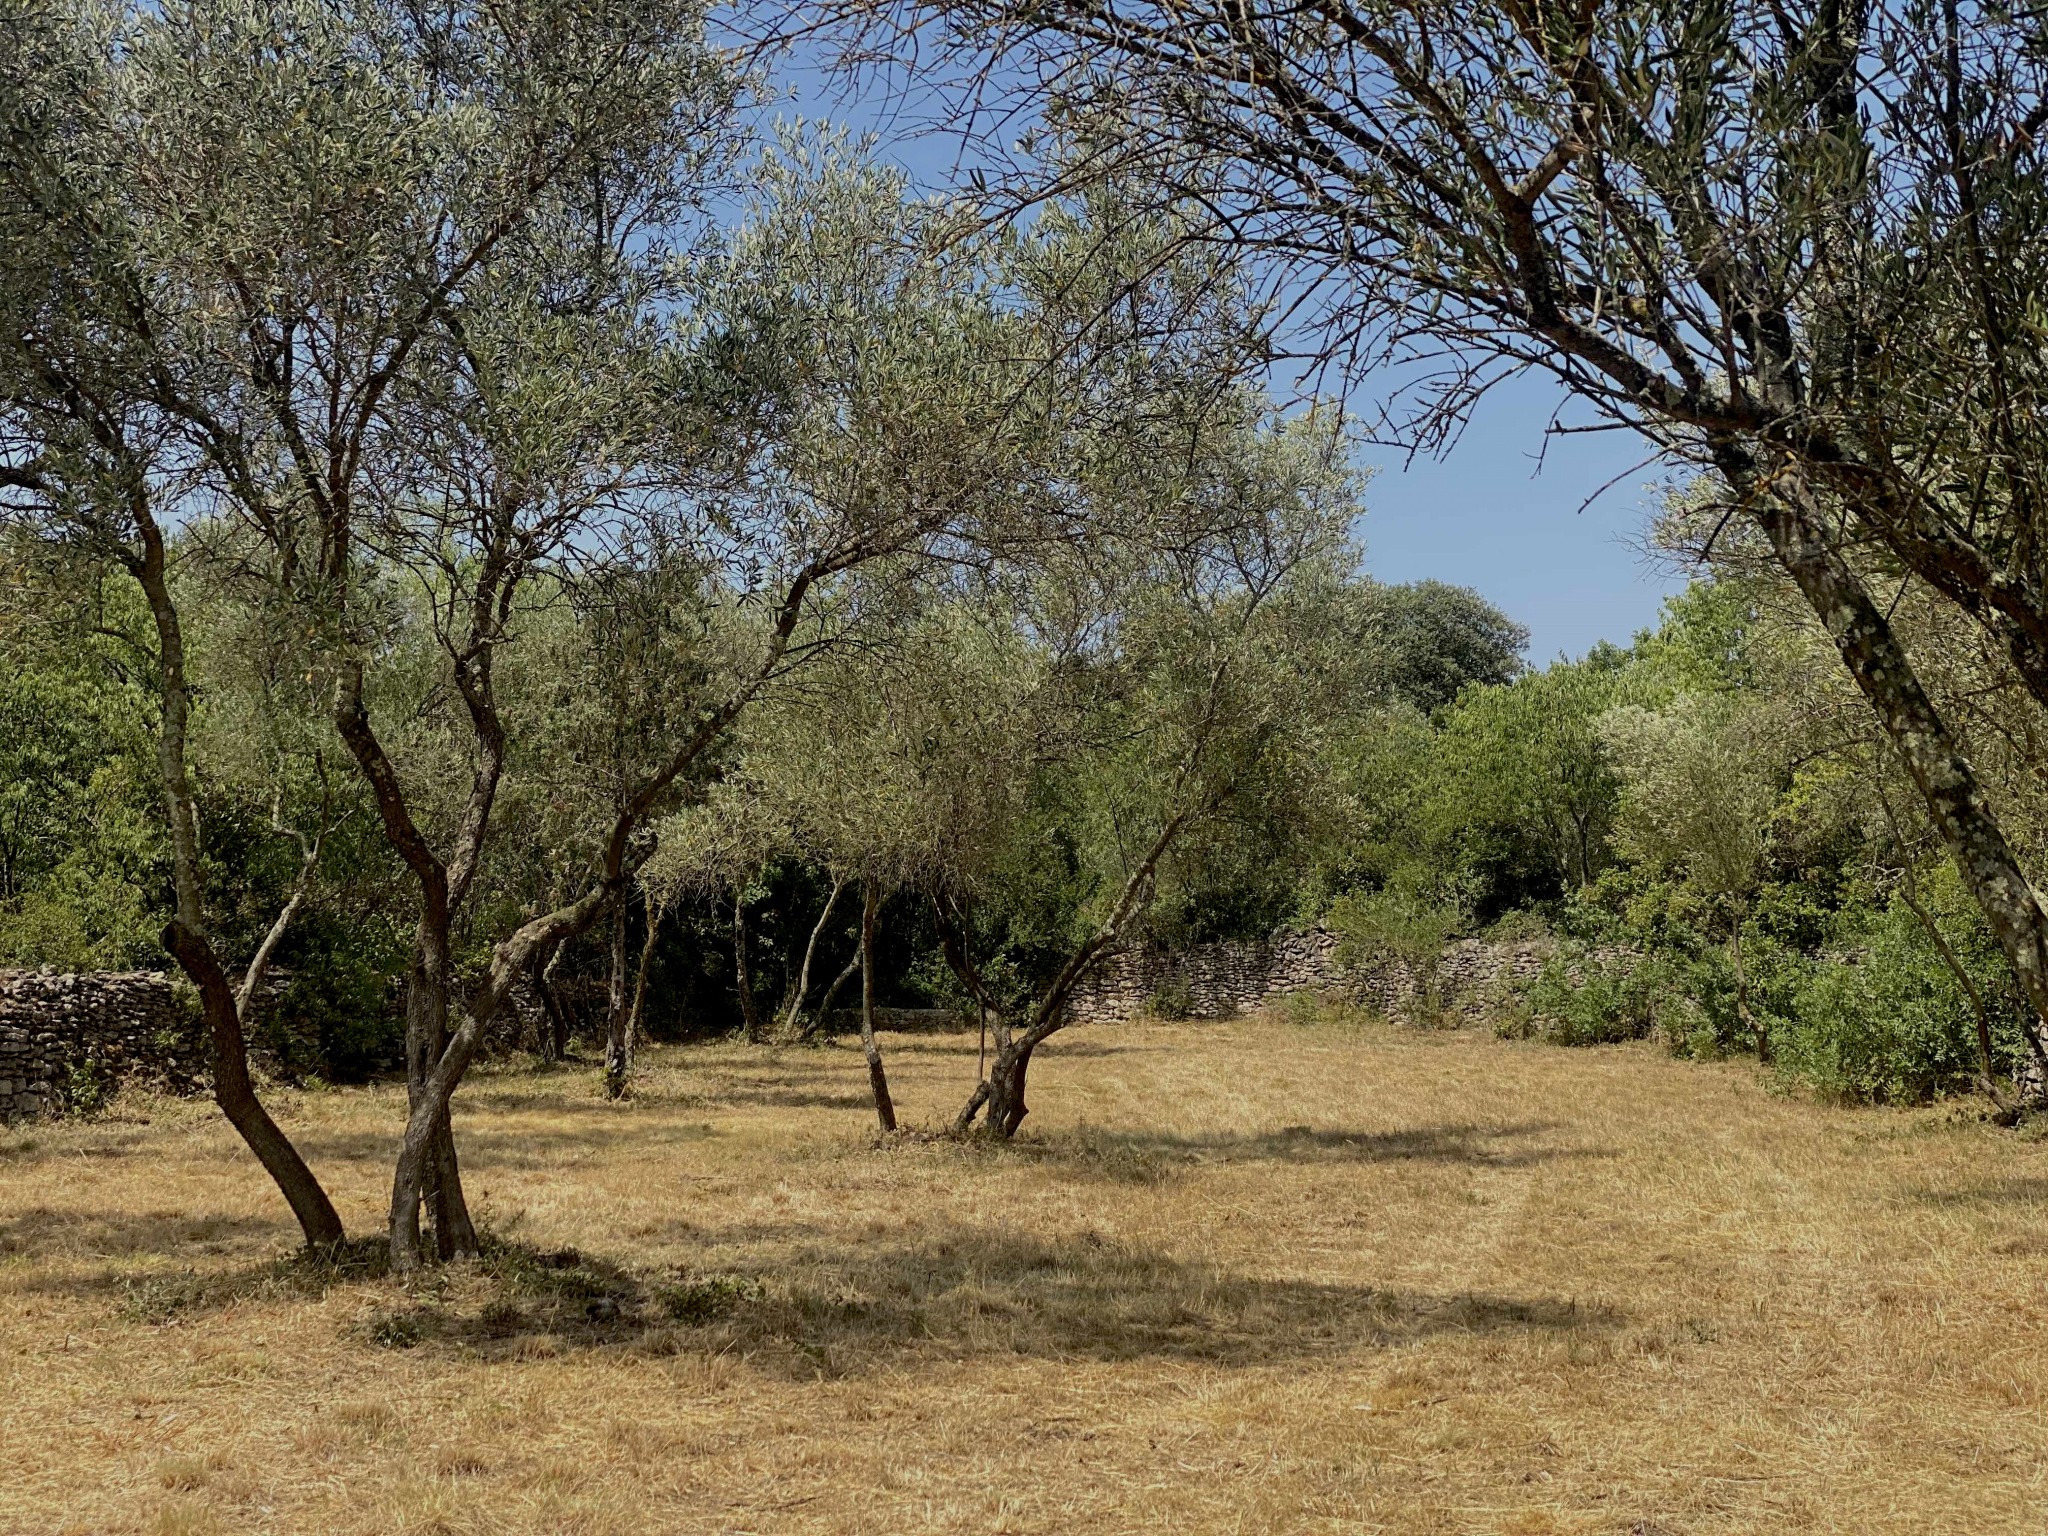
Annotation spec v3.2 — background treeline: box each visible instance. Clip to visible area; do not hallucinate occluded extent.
[1325,554,2044,1108]
[0,539,1513,1075]
[8,514,2039,1111]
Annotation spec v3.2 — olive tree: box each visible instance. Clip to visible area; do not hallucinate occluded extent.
[830,0,2048,1063]
[0,4,353,1246]
[928,412,1364,1136]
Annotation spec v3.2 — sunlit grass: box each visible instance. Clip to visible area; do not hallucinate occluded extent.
[2,1012,2045,1533]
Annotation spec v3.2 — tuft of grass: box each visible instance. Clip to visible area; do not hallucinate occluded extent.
[653,1271,764,1324]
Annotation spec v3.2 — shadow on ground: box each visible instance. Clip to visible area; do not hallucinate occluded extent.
[0,1206,278,1260]
[358,1226,1618,1377]
[26,1219,1618,1379]
[989,1120,1586,1182]
[1912,1174,2048,1208]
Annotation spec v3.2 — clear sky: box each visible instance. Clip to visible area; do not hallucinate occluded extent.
[1351,375,1687,663]
[759,54,1689,664]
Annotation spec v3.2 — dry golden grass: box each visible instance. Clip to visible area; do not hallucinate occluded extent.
[3,1011,2047,1535]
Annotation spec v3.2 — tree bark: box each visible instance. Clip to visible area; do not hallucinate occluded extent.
[393,937,477,1264]
[603,895,630,1098]
[858,883,897,1132]
[1736,459,2048,1064]
[133,517,343,1251]
[778,874,847,1040]
[980,1038,1034,1138]
[733,891,765,1042]
[163,923,345,1250]
[334,667,484,1269]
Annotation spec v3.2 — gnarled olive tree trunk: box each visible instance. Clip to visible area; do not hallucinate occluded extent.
[858,883,897,1132]
[1731,453,2048,1072]
[135,519,344,1250]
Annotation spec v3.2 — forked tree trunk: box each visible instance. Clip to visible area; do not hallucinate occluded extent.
[378,556,851,1268]
[334,656,495,1270]
[981,1038,1034,1138]
[859,884,897,1132]
[778,875,847,1040]
[134,523,344,1251]
[397,939,477,1263]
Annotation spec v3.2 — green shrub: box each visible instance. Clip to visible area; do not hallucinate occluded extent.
[63,1055,111,1117]
[656,1272,764,1324]
[1774,900,2029,1104]
[1327,885,1465,1021]
[1146,976,1195,1021]
[1274,988,1325,1027]
[1507,945,1653,1045]
[1505,942,1745,1055]
[1483,907,1552,943]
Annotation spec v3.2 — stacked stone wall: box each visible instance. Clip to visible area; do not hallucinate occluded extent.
[0,970,208,1123]
[0,933,1550,1122]
[1064,931,1549,1026]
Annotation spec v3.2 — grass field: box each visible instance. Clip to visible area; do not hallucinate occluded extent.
[3,1011,2046,1535]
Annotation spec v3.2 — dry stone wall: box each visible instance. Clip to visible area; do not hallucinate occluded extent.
[0,932,1549,1122]
[1063,931,1549,1026]
[0,970,208,1123]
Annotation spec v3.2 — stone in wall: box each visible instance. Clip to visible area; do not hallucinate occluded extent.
[0,970,209,1124]
[1062,931,1551,1026]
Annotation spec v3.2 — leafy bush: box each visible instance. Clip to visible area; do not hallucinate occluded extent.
[1327,885,1465,1021]
[1483,907,1552,943]
[657,1272,764,1323]
[1146,976,1196,1020]
[63,1055,111,1117]
[1504,941,1744,1055]
[1773,897,2031,1104]
[1274,988,1325,1027]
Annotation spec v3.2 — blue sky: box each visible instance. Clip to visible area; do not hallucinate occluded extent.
[1352,374,1686,663]
[759,54,1689,664]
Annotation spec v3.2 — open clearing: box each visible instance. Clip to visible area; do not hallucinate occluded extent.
[3,1014,2046,1535]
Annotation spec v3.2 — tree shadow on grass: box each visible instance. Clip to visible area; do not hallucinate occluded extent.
[24,1216,1617,1378]
[244,1226,1613,1376]
[0,1205,279,1261]
[438,1225,1618,1376]
[289,1116,723,1173]
[1911,1174,2048,1208]
[713,1085,879,1112]
[994,1120,1585,1182]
